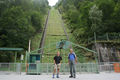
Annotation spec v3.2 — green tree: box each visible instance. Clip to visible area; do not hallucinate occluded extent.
[89,4,102,33]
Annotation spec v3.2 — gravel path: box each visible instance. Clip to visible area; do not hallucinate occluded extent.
[0,73,120,80]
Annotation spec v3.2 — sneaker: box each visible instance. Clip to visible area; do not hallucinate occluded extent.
[57,74,59,78]
[69,76,73,78]
[52,74,55,78]
[56,76,59,78]
[52,76,55,78]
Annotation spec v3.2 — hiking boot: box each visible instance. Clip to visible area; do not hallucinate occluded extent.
[73,74,76,78]
[69,76,73,78]
[73,76,76,78]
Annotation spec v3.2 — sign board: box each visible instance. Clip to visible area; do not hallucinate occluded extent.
[21,55,24,61]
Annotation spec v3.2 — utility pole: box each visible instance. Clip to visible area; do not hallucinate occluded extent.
[28,40,31,53]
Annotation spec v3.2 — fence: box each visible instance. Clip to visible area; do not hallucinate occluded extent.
[0,62,120,75]
[88,33,120,44]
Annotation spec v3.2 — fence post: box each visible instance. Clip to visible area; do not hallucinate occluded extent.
[47,63,48,75]
[106,33,109,41]
[88,37,89,44]
[8,63,10,72]
[94,32,97,43]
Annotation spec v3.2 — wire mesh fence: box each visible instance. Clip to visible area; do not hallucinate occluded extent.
[0,62,120,75]
[88,33,120,44]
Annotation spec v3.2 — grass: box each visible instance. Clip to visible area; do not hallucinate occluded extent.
[42,8,69,63]
[31,33,42,50]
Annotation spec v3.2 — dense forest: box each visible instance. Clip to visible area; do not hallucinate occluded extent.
[0,0,49,49]
[56,0,120,44]
[0,0,49,62]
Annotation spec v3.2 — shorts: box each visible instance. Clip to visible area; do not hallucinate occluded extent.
[54,63,61,69]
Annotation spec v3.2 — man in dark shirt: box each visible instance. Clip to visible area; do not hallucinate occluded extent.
[53,51,62,78]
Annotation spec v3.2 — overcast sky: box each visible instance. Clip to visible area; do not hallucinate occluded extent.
[48,0,58,6]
